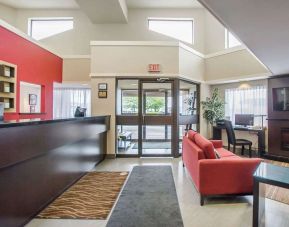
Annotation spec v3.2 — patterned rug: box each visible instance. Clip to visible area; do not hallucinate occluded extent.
[37,171,128,220]
[265,160,289,205]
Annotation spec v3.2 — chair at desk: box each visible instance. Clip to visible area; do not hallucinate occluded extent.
[224,120,252,157]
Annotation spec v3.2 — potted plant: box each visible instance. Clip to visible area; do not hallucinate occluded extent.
[201,88,225,127]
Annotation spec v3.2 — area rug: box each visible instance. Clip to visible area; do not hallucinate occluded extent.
[107,166,184,227]
[265,160,289,205]
[37,171,128,220]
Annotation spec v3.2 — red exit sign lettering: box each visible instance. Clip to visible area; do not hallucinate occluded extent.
[148,64,161,72]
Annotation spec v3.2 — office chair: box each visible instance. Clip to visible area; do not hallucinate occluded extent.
[224,120,252,157]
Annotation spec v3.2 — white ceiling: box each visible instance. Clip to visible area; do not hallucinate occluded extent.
[126,0,203,9]
[198,0,289,75]
[0,0,203,9]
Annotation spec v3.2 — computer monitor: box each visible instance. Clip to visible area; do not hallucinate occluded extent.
[234,114,254,127]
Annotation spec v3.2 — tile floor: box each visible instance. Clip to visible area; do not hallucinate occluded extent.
[26,158,289,227]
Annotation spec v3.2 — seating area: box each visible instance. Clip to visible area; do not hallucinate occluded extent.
[1,0,289,227]
[182,130,262,205]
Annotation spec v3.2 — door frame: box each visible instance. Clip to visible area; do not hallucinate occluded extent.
[115,77,199,158]
[138,78,177,157]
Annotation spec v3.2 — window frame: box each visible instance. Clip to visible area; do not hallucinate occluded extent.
[148,17,195,44]
[225,28,242,49]
[224,85,267,126]
[28,17,73,40]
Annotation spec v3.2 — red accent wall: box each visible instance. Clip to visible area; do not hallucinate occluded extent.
[0,26,63,120]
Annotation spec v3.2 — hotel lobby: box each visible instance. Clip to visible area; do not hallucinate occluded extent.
[0,0,289,227]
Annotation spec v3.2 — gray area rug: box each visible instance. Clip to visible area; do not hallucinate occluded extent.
[106,166,183,227]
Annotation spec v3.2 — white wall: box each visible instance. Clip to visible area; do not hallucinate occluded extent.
[205,49,269,82]
[19,82,41,113]
[14,8,206,56]
[204,11,226,54]
[179,47,204,82]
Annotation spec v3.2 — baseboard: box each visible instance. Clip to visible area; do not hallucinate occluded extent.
[262,153,289,163]
[106,154,116,159]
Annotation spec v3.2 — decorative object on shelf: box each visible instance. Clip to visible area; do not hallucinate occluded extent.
[4,67,10,77]
[0,62,17,113]
[29,94,37,105]
[201,88,225,125]
[98,83,107,90]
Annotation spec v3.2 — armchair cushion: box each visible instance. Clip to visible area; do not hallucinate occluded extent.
[187,130,197,142]
[195,134,216,159]
[215,147,236,158]
[210,140,223,148]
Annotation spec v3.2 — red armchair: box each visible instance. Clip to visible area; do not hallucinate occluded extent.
[182,130,262,205]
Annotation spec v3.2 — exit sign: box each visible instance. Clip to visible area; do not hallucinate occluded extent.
[148,64,161,72]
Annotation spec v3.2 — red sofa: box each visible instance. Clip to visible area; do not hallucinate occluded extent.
[182,130,262,205]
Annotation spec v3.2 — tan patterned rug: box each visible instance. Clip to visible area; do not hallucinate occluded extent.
[265,160,289,205]
[37,171,128,220]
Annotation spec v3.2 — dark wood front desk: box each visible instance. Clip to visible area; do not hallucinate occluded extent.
[0,116,110,227]
[213,125,266,157]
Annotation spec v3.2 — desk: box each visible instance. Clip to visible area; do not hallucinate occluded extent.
[213,125,266,157]
[253,162,289,227]
[0,116,110,227]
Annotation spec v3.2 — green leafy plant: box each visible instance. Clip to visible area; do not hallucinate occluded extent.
[201,88,225,125]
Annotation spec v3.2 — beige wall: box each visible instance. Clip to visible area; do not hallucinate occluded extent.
[205,49,269,82]
[0,3,16,26]
[91,77,116,155]
[13,8,206,56]
[63,58,91,82]
[91,44,179,75]
[200,83,211,138]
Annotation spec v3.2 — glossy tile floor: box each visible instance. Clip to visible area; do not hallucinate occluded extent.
[26,158,289,227]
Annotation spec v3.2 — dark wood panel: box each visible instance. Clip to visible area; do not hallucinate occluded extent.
[116,115,138,125]
[268,76,289,160]
[0,116,110,227]
[143,115,173,125]
[0,117,108,169]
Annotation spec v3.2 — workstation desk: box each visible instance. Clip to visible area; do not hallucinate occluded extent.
[0,116,110,227]
[212,125,266,157]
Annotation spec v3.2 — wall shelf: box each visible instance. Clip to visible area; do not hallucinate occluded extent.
[0,61,17,113]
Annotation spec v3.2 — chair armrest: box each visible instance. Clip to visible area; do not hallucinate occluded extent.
[198,158,262,195]
[210,140,223,148]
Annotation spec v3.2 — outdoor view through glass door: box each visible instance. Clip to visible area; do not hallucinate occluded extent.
[140,80,173,156]
[116,78,199,157]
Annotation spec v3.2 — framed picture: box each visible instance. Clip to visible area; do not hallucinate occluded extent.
[98,91,107,98]
[98,83,107,90]
[29,94,37,105]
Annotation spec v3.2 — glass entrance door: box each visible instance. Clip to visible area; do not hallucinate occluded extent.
[140,80,174,156]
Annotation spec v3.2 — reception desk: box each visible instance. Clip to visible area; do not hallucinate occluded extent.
[0,116,110,227]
